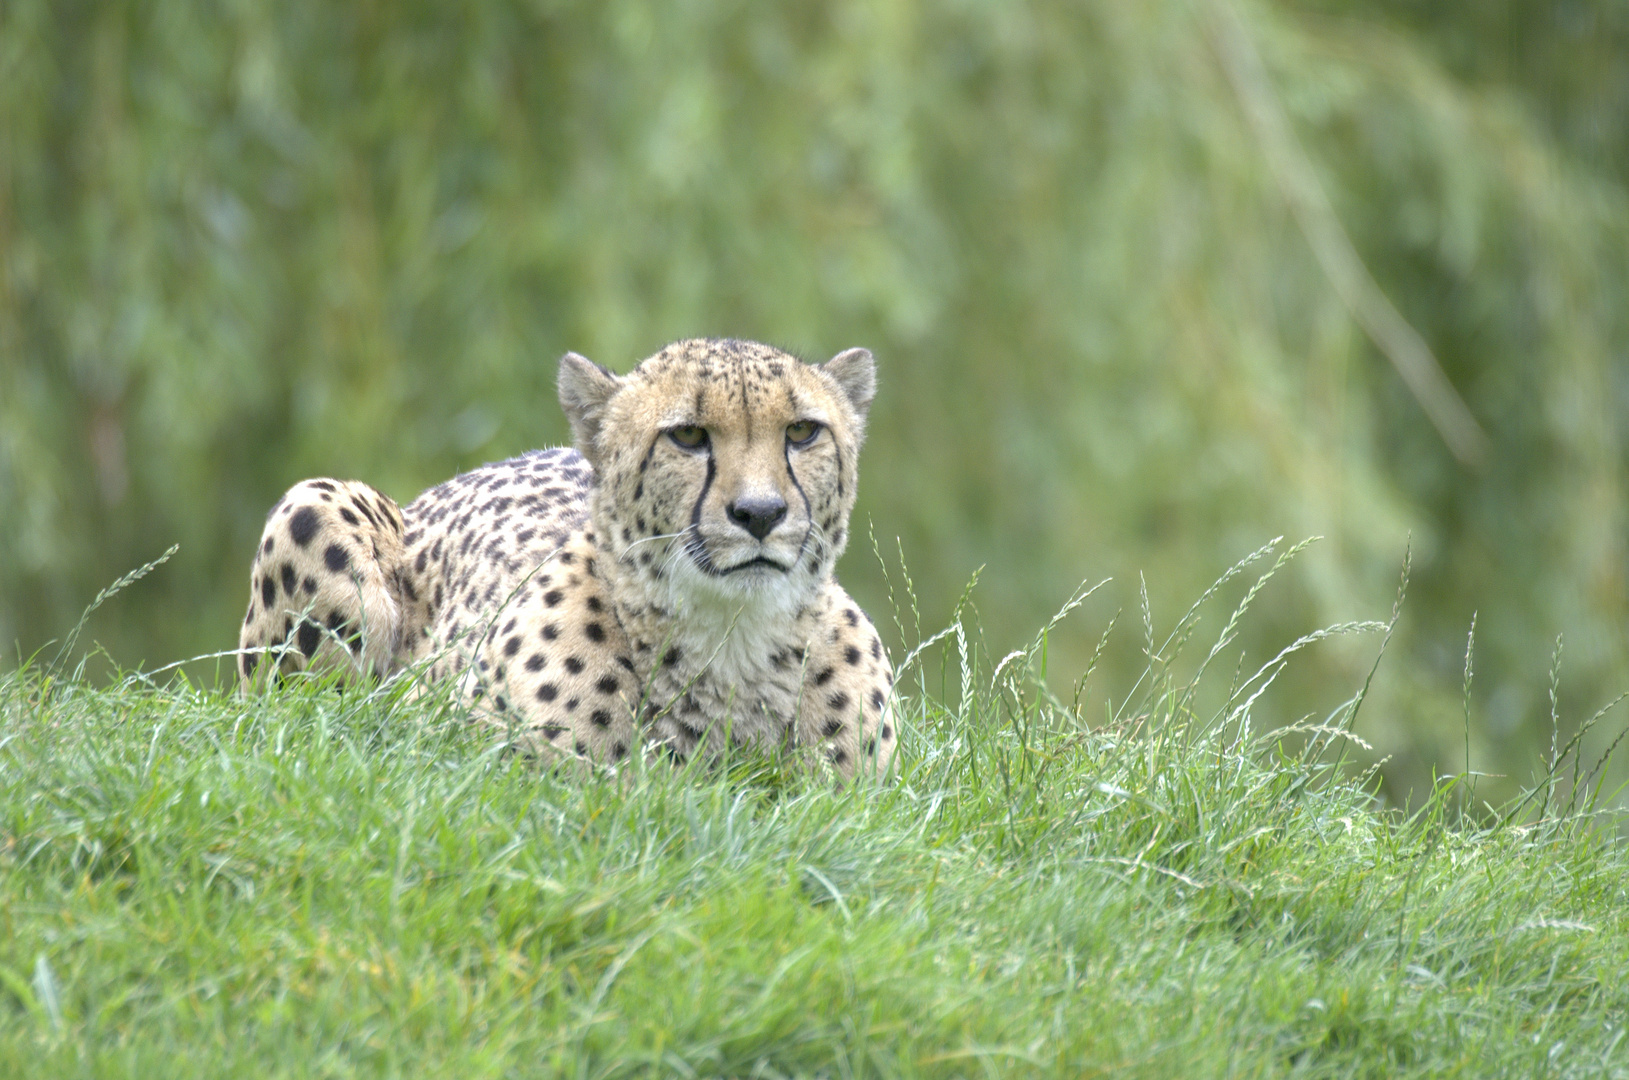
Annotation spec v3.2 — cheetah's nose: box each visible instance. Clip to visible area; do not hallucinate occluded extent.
[727,495,788,540]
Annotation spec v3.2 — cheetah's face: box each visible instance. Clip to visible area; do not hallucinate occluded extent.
[558,339,875,604]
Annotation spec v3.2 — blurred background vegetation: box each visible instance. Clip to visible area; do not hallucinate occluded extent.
[3,0,1626,807]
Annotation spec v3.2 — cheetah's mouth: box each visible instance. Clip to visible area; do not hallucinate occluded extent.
[681,524,808,580]
[682,534,794,578]
[717,556,791,575]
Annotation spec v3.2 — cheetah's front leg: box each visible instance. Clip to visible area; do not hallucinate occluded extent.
[238,479,413,687]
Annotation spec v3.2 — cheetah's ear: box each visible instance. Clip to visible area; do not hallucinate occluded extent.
[558,352,624,465]
[819,347,876,429]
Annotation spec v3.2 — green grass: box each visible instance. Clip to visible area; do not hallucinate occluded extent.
[3,546,1627,1077]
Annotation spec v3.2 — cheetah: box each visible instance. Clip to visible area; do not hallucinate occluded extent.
[237,339,896,779]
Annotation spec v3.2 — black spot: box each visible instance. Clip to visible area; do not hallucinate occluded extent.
[525,654,546,673]
[612,742,628,761]
[289,506,321,546]
[544,590,564,607]
[881,725,893,741]
[815,667,835,686]
[310,480,336,493]
[260,576,275,609]
[844,609,860,627]
[565,697,579,712]
[261,536,274,556]
[872,637,883,660]
[663,647,682,667]
[822,719,843,737]
[542,623,560,641]
[828,692,850,711]
[560,551,574,564]
[871,689,885,710]
[326,610,359,653]
[504,636,521,657]
[541,724,567,739]
[844,645,862,665]
[595,675,618,694]
[585,622,605,643]
[324,544,350,573]
[591,709,612,728]
[617,656,635,672]
[297,619,320,658]
[241,650,258,679]
[565,657,585,675]
[415,549,429,573]
[830,749,849,766]
[865,737,878,755]
[586,596,603,612]
[495,696,509,713]
[536,683,559,702]
[339,507,359,526]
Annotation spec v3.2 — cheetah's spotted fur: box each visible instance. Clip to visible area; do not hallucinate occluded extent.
[238,339,896,778]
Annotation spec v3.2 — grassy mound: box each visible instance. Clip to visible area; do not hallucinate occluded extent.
[2,546,1626,1077]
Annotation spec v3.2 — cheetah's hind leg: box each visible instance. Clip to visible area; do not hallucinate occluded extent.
[238,479,410,688]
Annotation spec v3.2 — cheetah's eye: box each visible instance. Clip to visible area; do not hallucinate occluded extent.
[668,425,709,449]
[786,420,821,446]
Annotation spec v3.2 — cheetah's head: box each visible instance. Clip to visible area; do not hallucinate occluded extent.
[558,339,874,617]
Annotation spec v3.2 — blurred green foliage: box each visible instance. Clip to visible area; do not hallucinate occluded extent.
[2,0,1626,804]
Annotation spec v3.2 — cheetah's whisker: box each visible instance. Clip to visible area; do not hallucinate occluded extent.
[619,529,689,562]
